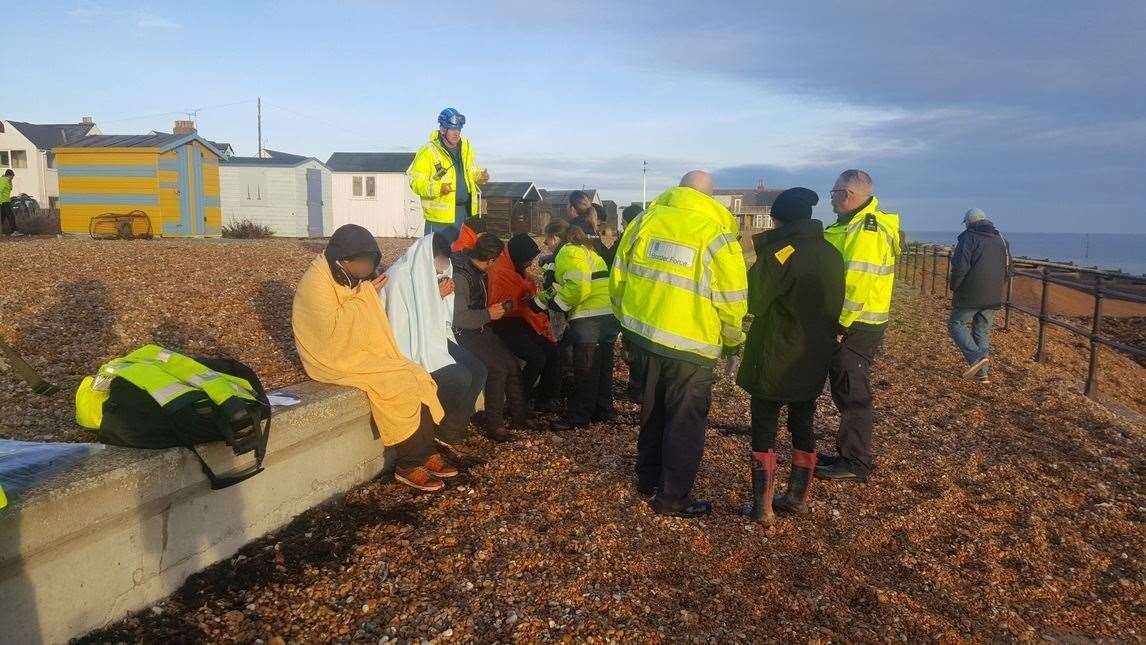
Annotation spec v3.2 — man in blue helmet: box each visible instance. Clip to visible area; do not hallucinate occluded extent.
[409,108,490,244]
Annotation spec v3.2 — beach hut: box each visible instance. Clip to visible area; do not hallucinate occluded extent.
[54,133,225,237]
[479,182,544,235]
[219,154,333,237]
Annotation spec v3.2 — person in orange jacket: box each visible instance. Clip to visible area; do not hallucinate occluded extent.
[451,217,485,253]
[486,233,562,411]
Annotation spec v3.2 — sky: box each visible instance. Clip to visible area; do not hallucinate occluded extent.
[7,1,1145,233]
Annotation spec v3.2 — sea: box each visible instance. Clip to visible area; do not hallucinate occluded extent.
[909,231,1146,277]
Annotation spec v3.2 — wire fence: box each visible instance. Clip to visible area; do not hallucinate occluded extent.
[898,242,1146,399]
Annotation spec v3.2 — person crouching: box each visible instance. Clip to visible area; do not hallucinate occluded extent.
[736,188,845,524]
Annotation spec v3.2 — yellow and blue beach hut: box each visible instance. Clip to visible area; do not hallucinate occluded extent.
[54,133,224,237]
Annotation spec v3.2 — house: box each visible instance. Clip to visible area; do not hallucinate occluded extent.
[219,153,332,237]
[0,117,101,208]
[54,132,225,237]
[479,182,545,235]
[326,152,421,237]
[714,182,782,232]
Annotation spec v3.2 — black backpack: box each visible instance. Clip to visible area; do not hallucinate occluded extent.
[98,356,272,489]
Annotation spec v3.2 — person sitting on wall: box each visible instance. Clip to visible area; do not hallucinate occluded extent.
[487,233,562,413]
[384,232,488,449]
[292,224,458,492]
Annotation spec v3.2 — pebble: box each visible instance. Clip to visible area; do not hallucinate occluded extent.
[150,606,163,616]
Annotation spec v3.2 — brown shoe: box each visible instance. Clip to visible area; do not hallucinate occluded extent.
[394,466,444,492]
[424,453,459,478]
[483,426,515,443]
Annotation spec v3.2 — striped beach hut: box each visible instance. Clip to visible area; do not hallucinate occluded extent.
[54,133,225,237]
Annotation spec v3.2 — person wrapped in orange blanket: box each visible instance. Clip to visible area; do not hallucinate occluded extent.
[292,224,457,492]
[485,233,562,412]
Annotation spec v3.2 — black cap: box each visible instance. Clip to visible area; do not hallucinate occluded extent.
[771,187,819,223]
[507,233,540,267]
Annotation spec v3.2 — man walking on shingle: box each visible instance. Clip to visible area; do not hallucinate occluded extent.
[948,207,1009,383]
[408,108,490,244]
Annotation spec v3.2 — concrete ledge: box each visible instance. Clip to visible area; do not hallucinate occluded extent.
[0,381,386,645]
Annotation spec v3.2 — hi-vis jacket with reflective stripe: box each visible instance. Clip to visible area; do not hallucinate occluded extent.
[75,345,259,430]
[408,130,484,225]
[823,196,902,328]
[553,242,612,320]
[610,186,748,362]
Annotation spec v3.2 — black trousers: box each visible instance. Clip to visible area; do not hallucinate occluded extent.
[635,351,714,503]
[828,325,885,476]
[393,407,436,468]
[0,201,13,235]
[430,342,488,441]
[565,316,619,424]
[622,335,645,402]
[457,327,527,430]
[492,318,561,401]
[750,397,816,453]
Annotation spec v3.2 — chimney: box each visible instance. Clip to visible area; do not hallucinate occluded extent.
[173,119,197,134]
[81,116,94,125]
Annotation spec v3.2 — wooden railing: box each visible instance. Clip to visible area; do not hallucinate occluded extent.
[899,243,1146,398]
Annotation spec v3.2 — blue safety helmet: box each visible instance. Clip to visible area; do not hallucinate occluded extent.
[438,107,466,130]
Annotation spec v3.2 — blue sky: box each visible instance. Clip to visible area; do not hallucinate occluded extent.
[8,1,1145,233]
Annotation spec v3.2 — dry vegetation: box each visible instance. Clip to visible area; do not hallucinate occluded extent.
[0,238,1142,643]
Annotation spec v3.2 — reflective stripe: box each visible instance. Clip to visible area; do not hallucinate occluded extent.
[564,270,589,281]
[627,263,702,294]
[151,382,195,405]
[553,294,572,312]
[620,314,721,359]
[421,200,450,210]
[704,234,735,263]
[843,299,864,311]
[846,260,895,276]
[156,349,173,362]
[712,288,747,304]
[722,323,742,337]
[569,307,614,320]
[856,310,890,323]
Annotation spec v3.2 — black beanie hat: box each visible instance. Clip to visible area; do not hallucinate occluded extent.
[771,187,819,223]
[472,232,505,261]
[507,233,540,267]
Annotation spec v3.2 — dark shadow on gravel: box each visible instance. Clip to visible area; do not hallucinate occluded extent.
[254,280,301,369]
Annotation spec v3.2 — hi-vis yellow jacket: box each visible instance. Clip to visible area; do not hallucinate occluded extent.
[552,243,612,320]
[610,186,748,362]
[823,196,902,328]
[408,130,484,225]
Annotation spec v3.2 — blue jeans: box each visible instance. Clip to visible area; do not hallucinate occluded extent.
[948,308,997,375]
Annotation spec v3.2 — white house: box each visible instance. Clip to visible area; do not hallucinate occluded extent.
[0,117,101,208]
[219,152,333,237]
[326,152,422,238]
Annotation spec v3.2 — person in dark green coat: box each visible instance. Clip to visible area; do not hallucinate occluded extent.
[736,187,845,525]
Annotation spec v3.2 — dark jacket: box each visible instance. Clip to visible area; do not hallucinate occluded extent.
[737,219,846,402]
[569,211,618,267]
[949,220,1009,309]
[451,252,491,331]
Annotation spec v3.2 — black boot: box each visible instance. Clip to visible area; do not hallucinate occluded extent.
[775,449,816,514]
[741,450,776,525]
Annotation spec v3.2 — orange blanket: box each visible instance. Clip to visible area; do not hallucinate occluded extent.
[292,255,444,445]
[486,250,555,342]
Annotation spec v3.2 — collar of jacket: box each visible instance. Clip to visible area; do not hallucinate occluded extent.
[753,218,824,251]
[430,129,466,156]
[651,186,735,228]
[833,195,879,227]
[966,220,998,235]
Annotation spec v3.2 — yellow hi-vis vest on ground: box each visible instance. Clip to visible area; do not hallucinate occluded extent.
[408,130,484,225]
[823,196,902,328]
[610,186,748,362]
[552,243,612,320]
[0,483,6,509]
[75,345,259,430]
